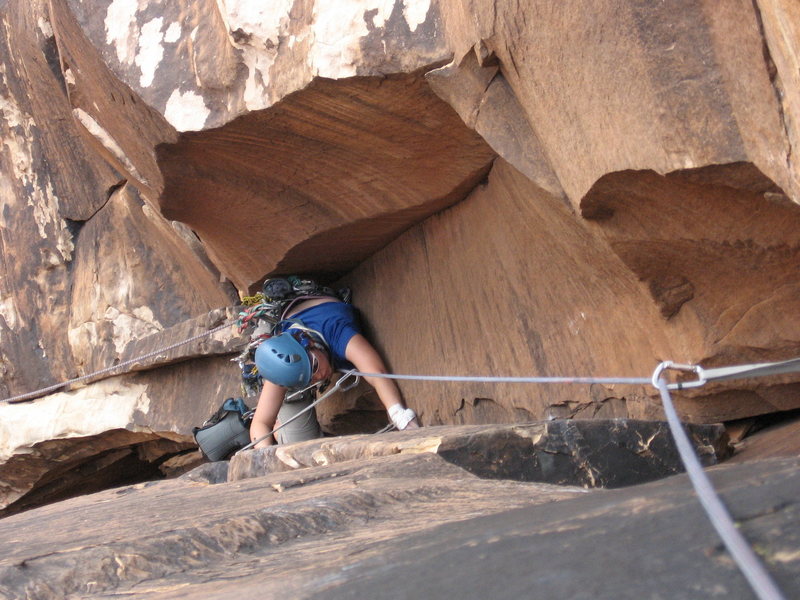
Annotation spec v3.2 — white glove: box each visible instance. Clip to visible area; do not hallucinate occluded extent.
[387,404,417,430]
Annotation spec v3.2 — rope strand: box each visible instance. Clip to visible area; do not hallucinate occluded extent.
[1,321,233,404]
[654,373,786,600]
[347,371,651,385]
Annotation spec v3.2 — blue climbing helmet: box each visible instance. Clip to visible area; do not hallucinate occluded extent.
[254,333,312,388]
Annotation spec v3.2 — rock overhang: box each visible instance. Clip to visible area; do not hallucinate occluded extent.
[155,71,497,291]
[58,0,494,292]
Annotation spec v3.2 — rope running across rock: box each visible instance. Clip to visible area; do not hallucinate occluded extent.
[0,319,795,599]
[0,321,233,404]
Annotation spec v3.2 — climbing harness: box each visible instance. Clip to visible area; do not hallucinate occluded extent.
[234,276,349,397]
[235,276,351,333]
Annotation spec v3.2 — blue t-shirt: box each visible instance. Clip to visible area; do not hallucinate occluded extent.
[278,301,361,369]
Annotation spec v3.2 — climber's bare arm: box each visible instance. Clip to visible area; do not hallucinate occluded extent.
[344,334,418,427]
[250,381,285,448]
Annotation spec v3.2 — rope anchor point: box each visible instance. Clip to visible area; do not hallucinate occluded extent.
[652,361,707,391]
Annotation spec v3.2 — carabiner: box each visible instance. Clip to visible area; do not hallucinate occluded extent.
[651,361,707,390]
[336,369,361,392]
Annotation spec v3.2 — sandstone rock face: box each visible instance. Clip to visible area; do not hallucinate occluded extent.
[0,450,796,599]
[341,159,673,424]
[156,73,496,291]
[338,0,800,426]
[728,411,800,463]
[438,0,798,202]
[0,0,244,513]
[299,456,800,600]
[2,0,800,516]
[0,352,243,516]
[65,0,446,131]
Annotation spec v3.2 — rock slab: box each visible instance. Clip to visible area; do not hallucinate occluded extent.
[0,452,796,599]
[229,420,730,489]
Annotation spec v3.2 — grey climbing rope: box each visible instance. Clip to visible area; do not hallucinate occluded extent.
[348,354,800,388]
[653,362,787,600]
[1,321,234,404]
[346,372,652,385]
[345,363,791,600]
[660,356,800,389]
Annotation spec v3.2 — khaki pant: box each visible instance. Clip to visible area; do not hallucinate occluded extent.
[275,391,322,444]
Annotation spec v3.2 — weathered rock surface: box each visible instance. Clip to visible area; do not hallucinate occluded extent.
[0,354,242,516]
[229,421,731,489]
[438,0,798,203]
[0,1,240,397]
[53,0,483,292]
[2,0,800,522]
[340,156,800,425]
[0,452,796,599]
[0,0,493,508]
[282,457,800,600]
[0,0,247,513]
[64,0,448,131]
[0,453,587,599]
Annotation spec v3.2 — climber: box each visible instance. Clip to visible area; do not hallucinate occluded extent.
[249,295,419,448]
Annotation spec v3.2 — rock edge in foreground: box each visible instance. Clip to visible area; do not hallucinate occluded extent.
[223,420,730,488]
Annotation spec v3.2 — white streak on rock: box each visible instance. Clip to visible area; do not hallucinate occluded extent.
[37,17,54,38]
[0,88,30,130]
[68,321,99,358]
[164,22,181,44]
[47,180,74,263]
[164,89,210,131]
[403,0,431,32]
[311,0,398,78]
[0,381,152,461]
[311,3,367,78]
[69,302,161,372]
[105,0,140,65]
[276,446,303,469]
[366,0,396,29]
[222,0,293,43]
[0,296,19,331]
[72,108,143,181]
[136,17,164,88]
[241,52,274,109]
[0,85,71,260]
[105,305,161,354]
[212,0,431,109]
[219,0,293,111]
